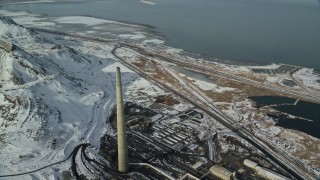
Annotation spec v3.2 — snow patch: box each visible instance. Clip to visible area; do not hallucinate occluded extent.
[250,63,281,69]
[139,0,157,5]
[266,76,279,83]
[0,10,31,17]
[294,68,320,90]
[102,62,133,73]
[4,0,54,5]
[187,77,235,93]
[14,16,55,26]
[119,33,146,40]
[142,39,165,44]
[53,16,141,27]
[165,47,183,54]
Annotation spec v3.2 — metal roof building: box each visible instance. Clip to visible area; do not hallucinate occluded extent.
[209,165,232,180]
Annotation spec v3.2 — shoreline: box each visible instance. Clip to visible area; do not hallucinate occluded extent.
[1,7,320,141]
[0,9,318,83]
[1,5,319,69]
[0,16,320,179]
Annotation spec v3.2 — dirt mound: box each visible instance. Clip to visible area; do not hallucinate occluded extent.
[0,16,17,25]
[153,95,179,106]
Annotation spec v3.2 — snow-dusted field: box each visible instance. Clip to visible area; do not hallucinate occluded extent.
[186,75,235,93]
[0,13,200,178]
[293,68,320,90]
[0,17,113,178]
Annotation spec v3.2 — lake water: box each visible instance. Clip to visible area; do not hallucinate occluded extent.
[1,0,320,68]
[173,67,214,83]
[250,96,320,138]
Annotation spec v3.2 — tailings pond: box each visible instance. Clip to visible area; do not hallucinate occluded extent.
[250,96,320,138]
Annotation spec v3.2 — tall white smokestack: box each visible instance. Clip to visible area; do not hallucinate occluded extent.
[116,67,129,173]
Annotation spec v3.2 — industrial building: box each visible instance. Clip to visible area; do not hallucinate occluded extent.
[209,165,233,180]
[244,159,290,180]
[180,173,200,180]
[112,67,289,179]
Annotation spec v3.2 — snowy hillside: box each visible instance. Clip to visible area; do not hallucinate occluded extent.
[0,16,156,179]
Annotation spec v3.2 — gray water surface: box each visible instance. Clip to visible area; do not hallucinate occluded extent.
[250,96,320,138]
[2,0,320,68]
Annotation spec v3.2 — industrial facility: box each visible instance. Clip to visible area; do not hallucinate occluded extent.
[116,67,129,173]
[209,165,233,180]
[97,67,295,179]
[244,159,291,180]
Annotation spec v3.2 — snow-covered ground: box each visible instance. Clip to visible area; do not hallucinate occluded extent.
[0,16,180,179]
[0,17,113,178]
[293,68,320,90]
[119,32,146,40]
[0,14,199,178]
[186,76,235,93]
